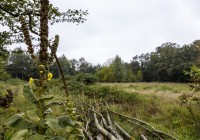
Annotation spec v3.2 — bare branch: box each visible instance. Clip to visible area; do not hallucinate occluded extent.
[83,127,93,140]
[94,112,118,140]
[114,122,134,140]
[127,120,163,140]
[140,133,148,140]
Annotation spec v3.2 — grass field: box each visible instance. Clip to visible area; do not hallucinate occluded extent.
[0,81,199,139]
[99,82,200,139]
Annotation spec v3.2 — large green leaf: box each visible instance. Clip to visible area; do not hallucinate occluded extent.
[23,84,37,103]
[26,110,40,123]
[11,129,28,140]
[5,114,34,129]
[45,118,59,131]
[58,115,75,128]
[28,134,46,140]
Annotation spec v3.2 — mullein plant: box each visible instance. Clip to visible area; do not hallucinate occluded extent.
[3,64,84,139]
[1,0,85,139]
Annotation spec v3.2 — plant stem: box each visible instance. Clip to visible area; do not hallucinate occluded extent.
[54,53,69,97]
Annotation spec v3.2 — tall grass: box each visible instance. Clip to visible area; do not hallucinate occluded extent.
[0,81,199,139]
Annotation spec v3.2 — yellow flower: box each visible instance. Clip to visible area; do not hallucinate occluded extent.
[47,73,53,81]
[29,77,34,85]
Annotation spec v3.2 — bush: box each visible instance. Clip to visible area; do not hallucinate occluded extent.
[83,85,141,105]
[74,73,98,85]
[5,78,23,85]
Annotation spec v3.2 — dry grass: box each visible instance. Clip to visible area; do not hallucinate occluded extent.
[101,82,192,100]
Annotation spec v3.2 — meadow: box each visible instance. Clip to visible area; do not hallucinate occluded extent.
[0,80,199,139]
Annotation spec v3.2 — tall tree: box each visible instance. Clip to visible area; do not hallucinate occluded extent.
[112,55,126,82]
[6,47,36,80]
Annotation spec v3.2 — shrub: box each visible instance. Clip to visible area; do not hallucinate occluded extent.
[74,73,98,85]
[5,78,23,85]
[83,85,141,105]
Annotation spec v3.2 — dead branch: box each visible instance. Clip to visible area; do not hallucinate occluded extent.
[105,109,124,140]
[83,127,93,140]
[114,122,135,140]
[127,120,163,140]
[140,133,148,140]
[108,109,156,130]
[154,130,179,140]
[106,109,113,126]
[110,109,178,140]
[94,112,118,140]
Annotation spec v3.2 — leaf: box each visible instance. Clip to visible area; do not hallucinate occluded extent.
[58,115,75,128]
[26,110,40,123]
[23,84,37,103]
[45,118,59,131]
[28,134,46,140]
[38,95,54,102]
[73,128,84,136]
[50,136,66,140]
[5,114,34,129]
[45,101,62,109]
[66,126,74,133]
[11,129,28,140]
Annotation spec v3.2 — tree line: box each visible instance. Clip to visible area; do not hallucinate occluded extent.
[1,40,200,82]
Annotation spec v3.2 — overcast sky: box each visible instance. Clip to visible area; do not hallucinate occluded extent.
[49,0,200,65]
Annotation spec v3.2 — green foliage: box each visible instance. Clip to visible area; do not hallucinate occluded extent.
[179,66,200,138]
[95,66,114,82]
[135,70,142,82]
[74,73,98,85]
[3,76,84,139]
[0,0,88,45]
[83,85,141,104]
[95,41,200,83]
[6,48,37,80]
[5,78,23,85]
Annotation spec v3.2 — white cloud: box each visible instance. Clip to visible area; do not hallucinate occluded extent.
[49,0,200,64]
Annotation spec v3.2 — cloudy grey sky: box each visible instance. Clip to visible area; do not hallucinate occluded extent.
[49,0,200,65]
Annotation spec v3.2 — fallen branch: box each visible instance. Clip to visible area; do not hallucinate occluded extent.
[154,130,179,140]
[109,109,178,140]
[127,120,163,140]
[94,112,118,140]
[114,122,135,140]
[140,133,148,140]
[83,127,93,140]
[108,109,155,130]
